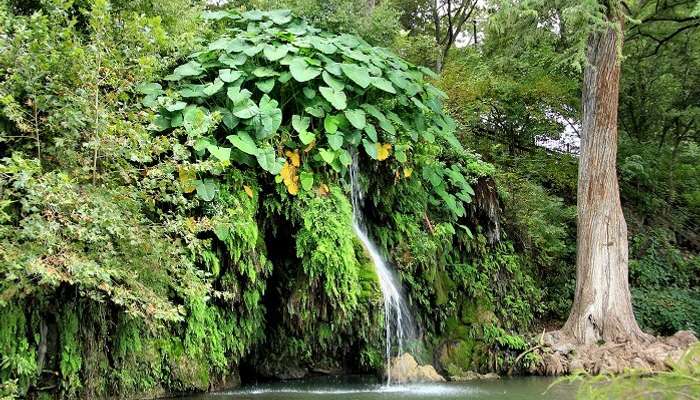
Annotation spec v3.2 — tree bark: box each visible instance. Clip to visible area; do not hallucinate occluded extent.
[562,14,651,345]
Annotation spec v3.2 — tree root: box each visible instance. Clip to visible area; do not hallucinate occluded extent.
[530,330,698,376]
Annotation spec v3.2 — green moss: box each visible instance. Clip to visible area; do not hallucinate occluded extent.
[0,303,36,397]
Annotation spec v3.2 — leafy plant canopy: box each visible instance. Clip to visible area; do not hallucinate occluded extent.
[142,9,469,208]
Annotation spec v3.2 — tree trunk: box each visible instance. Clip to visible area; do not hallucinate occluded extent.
[562,15,650,345]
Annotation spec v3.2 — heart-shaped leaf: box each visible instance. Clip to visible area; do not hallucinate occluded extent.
[289,57,321,82]
[207,145,231,162]
[227,132,258,155]
[318,148,335,164]
[362,139,378,159]
[219,69,243,83]
[174,61,204,77]
[344,109,366,129]
[370,77,396,93]
[319,86,346,110]
[264,44,289,61]
[292,115,310,133]
[299,130,315,145]
[195,179,217,201]
[340,64,370,88]
[300,171,314,190]
[327,133,343,150]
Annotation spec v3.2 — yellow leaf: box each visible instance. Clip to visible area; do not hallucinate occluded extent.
[287,180,299,195]
[185,217,198,233]
[285,149,300,167]
[318,183,329,196]
[403,167,413,178]
[280,162,296,181]
[304,141,315,153]
[376,143,392,161]
[178,166,196,193]
[243,185,254,198]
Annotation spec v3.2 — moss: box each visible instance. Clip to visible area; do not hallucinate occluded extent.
[0,303,36,396]
[59,306,82,398]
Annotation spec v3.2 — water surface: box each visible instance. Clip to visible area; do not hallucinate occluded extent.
[183,376,575,400]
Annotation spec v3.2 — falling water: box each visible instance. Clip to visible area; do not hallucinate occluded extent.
[349,158,414,385]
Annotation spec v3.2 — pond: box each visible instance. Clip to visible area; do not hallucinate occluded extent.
[181,376,576,400]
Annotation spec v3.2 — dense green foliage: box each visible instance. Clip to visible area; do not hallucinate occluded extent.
[1,0,698,398]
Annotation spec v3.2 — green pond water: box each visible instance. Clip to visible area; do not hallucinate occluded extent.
[180,376,576,400]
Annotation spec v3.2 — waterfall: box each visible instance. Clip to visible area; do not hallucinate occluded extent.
[349,158,414,385]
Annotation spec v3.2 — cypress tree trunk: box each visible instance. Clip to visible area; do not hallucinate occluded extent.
[562,13,650,345]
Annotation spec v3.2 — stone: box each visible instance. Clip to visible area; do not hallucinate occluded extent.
[388,353,445,383]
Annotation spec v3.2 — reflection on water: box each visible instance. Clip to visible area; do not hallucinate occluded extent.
[181,375,575,400]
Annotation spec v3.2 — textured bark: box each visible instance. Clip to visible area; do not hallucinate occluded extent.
[562,15,651,345]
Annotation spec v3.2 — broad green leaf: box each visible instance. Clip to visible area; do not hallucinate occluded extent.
[174,61,204,77]
[305,105,325,118]
[242,10,264,20]
[344,109,366,129]
[300,171,314,191]
[195,179,217,201]
[166,101,187,112]
[362,139,378,159]
[219,69,243,83]
[338,149,352,166]
[232,99,259,119]
[183,106,210,134]
[310,37,336,54]
[319,86,347,110]
[299,131,315,145]
[318,148,335,164]
[216,107,238,130]
[227,132,258,155]
[252,67,278,78]
[255,78,276,93]
[324,114,343,134]
[263,44,289,61]
[327,133,343,150]
[179,84,207,98]
[257,95,282,138]
[170,111,184,127]
[227,87,251,103]
[325,62,342,76]
[207,145,231,162]
[209,37,233,50]
[364,124,378,141]
[278,71,292,83]
[243,43,264,56]
[370,77,396,94]
[256,146,284,174]
[303,87,316,99]
[136,82,162,95]
[267,9,292,24]
[289,57,321,82]
[340,64,370,88]
[203,78,225,96]
[151,115,170,131]
[219,53,247,67]
[292,115,310,133]
[322,71,344,91]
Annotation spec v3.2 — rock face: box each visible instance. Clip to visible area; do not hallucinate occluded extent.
[387,353,446,383]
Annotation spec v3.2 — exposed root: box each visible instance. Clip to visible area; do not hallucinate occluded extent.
[531,330,698,376]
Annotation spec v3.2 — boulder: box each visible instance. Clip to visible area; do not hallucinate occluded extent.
[387,353,445,383]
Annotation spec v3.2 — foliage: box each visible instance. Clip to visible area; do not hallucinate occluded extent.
[231,0,402,46]
[146,9,459,202]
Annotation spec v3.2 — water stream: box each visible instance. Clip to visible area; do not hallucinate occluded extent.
[349,158,415,385]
